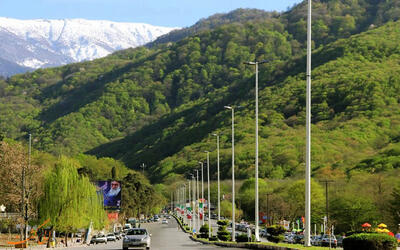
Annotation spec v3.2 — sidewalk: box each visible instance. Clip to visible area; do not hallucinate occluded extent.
[0,242,87,250]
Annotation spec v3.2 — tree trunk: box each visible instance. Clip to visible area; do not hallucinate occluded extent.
[65,233,68,247]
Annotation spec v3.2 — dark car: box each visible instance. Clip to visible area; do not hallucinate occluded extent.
[320,234,337,248]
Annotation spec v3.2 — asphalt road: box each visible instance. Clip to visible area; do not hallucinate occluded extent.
[57,218,242,250]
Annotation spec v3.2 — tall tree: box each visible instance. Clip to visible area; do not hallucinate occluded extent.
[39,157,106,239]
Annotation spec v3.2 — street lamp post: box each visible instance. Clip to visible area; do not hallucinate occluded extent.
[305,0,312,246]
[199,161,205,226]
[224,105,236,242]
[212,133,221,221]
[205,151,211,238]
[195,169,200,233]
[188,178,192,231]
[244,60,267,241]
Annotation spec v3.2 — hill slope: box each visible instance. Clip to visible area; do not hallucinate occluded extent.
[1,2,400,182]
[91,21,400,182]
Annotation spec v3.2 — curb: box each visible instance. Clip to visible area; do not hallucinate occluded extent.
[188,235,299,250]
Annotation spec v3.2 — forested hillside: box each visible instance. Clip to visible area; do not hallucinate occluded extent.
[1,0,400,184]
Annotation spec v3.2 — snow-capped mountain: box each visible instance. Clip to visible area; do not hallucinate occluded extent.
[0,17,178,76]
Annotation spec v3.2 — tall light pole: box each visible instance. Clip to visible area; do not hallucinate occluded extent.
[195,169,200,233]
[212,133,221,221]
[224,105,235,242]
[244,60,267,242]
[198,161,205,226]
[192,174,196,234]
[188,178,192,231]
[305,0,312,246]
[205,151,211,238]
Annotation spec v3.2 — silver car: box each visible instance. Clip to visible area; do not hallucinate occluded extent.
[123,228,151,250]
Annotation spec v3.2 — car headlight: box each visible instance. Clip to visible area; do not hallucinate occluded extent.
[141,237,148,241]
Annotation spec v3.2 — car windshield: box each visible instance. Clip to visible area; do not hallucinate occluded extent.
[127,229,147,235]
[107,234,114,236]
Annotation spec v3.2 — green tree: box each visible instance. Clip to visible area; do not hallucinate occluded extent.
[39,157,106,236]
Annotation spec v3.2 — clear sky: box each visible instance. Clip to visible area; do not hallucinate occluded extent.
[0,0,302,28]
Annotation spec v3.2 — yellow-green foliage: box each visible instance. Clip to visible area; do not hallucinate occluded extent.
[39,156,106,231]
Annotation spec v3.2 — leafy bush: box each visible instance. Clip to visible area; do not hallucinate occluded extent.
[199,224,212,238]
[266,225,286,243]
[217,225,231,241]
[343,233,397,250]
[236,233,251,242]
[209,236,218,241]
[217,220,229,226]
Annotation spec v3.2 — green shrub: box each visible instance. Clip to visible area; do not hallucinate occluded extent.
[236,233,255,242]
[199,224,212,238]
[266,225,286,243]
[209,236,218,241]
[267,235,285,243]
[184,226,190,232]
[217,225,231,241]
[217,220,229,226]
[266,225,286,235]
[343,233,397,250]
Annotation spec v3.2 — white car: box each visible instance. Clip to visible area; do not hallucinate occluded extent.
[91,234,107,244]
[123,228,151,250]
[106,233,116,241]
[162,219,168,224]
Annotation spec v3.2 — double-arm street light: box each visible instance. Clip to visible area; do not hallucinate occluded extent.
[224,105,236,242]
[212,133,221,221]
[244,60,268,242]
[204,151,211,238]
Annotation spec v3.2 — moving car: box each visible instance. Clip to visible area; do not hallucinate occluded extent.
[162,219,168,224]
[90,234,107,244]
[123,228,151,250]
[106,233,117,241]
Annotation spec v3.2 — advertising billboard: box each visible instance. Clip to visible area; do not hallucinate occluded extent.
[96,180,121,209]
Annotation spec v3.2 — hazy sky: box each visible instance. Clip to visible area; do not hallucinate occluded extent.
[0,0,302,27]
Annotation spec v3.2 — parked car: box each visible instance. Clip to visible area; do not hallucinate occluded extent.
[336,236,344,247]
[259,229,270,238]
[123,228,151,250]
[320,234,337,248]
[162,219,168,224]
[107,233,117,241]
[311,235,322,246]
[293,234,304,244]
